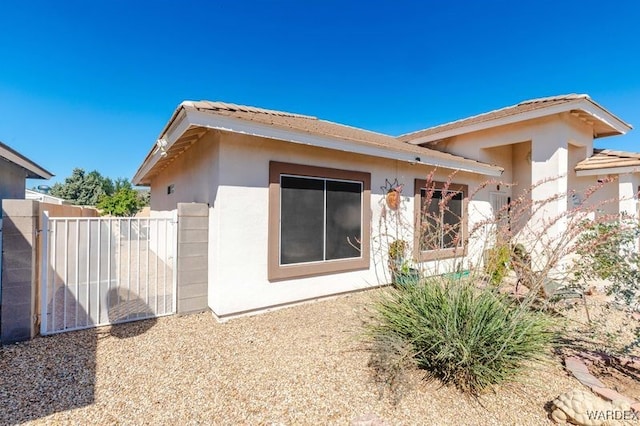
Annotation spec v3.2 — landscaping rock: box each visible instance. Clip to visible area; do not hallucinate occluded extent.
[351,413,388,426]
[565,357,590,374]
[591,386,635,404]
[551,389,610,425]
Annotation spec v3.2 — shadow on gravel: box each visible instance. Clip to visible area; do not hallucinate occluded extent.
[0,287,157,424]
[0,286,96,425]
[107,287,158,339]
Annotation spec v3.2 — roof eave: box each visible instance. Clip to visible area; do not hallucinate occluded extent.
[133,108,503,185]
[0,143,54,180]
[132,104,191,185]
[403,98,632,145]
[576,165,640,177]
[578,99,632,138]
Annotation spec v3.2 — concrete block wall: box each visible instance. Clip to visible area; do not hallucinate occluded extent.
[1,200,39,343]
[176,203,209,314]
[1,200,99,344]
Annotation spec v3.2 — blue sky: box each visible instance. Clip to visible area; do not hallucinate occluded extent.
[1,0,639,187]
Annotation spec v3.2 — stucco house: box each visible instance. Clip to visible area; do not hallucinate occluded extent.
[133,94,638,320]
[0,141,53,217]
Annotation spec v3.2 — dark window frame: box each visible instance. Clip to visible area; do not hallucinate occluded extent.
[269,161,371,281]
[414,179,468,261]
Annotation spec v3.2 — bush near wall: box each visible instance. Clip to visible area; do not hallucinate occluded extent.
[365,276,555,396]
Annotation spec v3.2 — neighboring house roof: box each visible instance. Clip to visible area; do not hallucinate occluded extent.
[575,149,640,176]
[133,101,504,185]
[0,140,54,179]
[399,94,633,145]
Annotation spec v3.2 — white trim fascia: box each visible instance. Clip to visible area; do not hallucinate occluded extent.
[577,100,632,137]
[184,110,503,176]
[132,109,190,185]
[0,145,53,179]
[576,166,640,177]
[406,99,632,145]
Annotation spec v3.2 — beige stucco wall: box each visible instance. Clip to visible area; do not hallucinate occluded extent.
[421,113,636,274]
[434,113,594,186]
[427,114,616,242]
[149,129,491,318]
[511,141,532,193]
[150,130,220,213]
[0,161,28,217]
[566,143,619,217]
[619,173,640,219]
[146,110,632,318]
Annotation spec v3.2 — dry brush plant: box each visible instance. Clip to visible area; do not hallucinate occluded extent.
[573,216,640,309]
[470,175,626,307]
[364,170,628,398]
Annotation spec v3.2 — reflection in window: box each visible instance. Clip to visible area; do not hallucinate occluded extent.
[280,175,362,265]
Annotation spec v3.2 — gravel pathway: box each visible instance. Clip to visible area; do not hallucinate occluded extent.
[1,290,579,425]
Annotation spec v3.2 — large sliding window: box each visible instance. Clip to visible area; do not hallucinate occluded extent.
[414,179,468,261]
[269,162,371,280]
[280,176,362,264]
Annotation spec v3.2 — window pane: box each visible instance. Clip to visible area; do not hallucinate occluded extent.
[420,189,442,251]
[280,176,324,264]
[325,180,362,260]
[442,192,463,248]
[420,189,463,250]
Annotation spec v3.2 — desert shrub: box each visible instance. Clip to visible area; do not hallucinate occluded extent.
[365,276,555,396]
[484,244,511,285]
[575,219,640,307]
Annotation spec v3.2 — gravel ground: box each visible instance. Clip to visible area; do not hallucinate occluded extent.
[1,290,586,425]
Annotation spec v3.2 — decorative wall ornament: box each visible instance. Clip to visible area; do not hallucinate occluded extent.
[381,178,404,211]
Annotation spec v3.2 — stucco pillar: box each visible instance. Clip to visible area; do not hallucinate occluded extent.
[529,137,569,270]
[618,174,639,253]
[618,174,638,220]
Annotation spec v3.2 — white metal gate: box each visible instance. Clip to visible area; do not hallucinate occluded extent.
[40,213,177,335]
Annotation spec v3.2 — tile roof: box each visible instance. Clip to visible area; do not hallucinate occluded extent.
[398,94,631,143]
[575,149,640,172]
[182,100,502,172]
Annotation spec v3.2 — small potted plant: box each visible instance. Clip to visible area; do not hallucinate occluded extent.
[388,239,420,287]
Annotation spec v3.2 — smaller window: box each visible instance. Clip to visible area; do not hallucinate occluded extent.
[167,184,175,195]
[414,179,468,261]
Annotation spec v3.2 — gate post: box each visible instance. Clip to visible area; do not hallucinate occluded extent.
[0,200,39,343]
[39,211,49,336]
[176,203,209,314]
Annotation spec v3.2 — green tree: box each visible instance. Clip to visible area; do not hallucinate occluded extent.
[50,168,114,206]
[136,188,150,207]
[97,185,143,217]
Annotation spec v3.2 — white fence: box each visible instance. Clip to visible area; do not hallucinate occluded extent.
[40,213,177,335]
